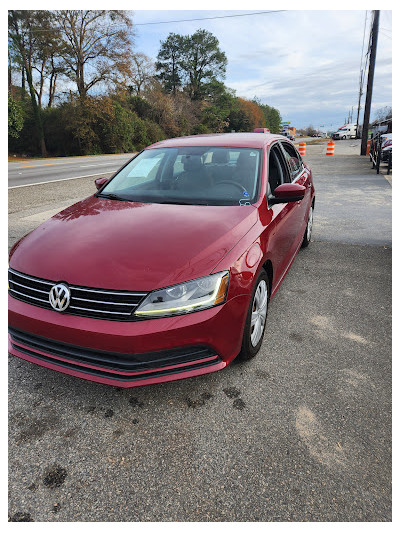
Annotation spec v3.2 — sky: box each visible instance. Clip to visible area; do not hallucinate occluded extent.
[131,7,392,132]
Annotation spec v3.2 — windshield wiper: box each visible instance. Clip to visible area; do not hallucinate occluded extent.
[97,194,208,205]
[96,192,126,201]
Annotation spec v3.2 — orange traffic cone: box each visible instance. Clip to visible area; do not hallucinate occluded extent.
[298,142,306,156]
[366,140,371,155]
[326,141,335,156]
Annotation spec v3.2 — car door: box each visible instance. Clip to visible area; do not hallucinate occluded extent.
[279,140,312,251]
[264,143,303,283]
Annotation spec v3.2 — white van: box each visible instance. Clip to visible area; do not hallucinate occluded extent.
[332,124,357,140]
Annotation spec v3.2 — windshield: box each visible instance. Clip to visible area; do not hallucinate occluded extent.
[99,146,262,206]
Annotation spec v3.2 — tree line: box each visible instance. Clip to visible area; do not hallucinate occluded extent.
[8,10,282,157]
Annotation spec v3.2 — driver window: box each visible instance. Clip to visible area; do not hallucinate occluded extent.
[268,146,286,199]
[280,142,302,181]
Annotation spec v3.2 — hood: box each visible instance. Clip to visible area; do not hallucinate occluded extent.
[10,196,258,291]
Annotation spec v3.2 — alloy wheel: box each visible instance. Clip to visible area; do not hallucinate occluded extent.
[250,279,268,347]
[307,207,313,242]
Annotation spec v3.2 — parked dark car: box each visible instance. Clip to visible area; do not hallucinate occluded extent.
[370,132,392,174]
[381,134,392,162]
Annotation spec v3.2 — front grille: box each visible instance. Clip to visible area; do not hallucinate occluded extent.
[8,268,148,321]
[9,327,221,380]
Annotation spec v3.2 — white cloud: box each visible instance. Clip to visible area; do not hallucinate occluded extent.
[133,9,392,128]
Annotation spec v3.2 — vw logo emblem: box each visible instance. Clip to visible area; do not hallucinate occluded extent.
[49,283,71,312]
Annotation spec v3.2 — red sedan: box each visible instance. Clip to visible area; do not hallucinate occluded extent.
[8,132,315,388]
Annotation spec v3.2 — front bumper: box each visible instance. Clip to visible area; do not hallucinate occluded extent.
[8,292,249,387]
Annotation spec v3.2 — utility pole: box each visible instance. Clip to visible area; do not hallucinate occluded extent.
[361,10,380,155]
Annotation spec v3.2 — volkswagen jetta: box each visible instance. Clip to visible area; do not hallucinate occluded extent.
[8,132,315,387]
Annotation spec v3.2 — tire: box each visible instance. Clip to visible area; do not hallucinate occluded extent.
[342,135,347,140]
[301,205,313,248]
[237,269,269,361]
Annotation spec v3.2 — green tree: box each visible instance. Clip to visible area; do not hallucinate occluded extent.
[156,33,185,96]
[181,29,227,100]
[200,81,236,132]
[228,98,265,132]
[259,103,282,133]
[156,29,227,101]
[228,103,249,132]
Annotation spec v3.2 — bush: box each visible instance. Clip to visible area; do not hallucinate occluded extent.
[100,102,136,153]
[143,119,166,145]
[8,93,24,138]
[42,97,166,155]
[8,98,39,156]
[191,123,210,135]
[43,106,79,156]
[8,86,283,156]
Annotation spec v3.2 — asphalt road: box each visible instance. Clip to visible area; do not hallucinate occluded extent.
[8,153,135,188]
[8,142,391,522]
[6,139,329,188]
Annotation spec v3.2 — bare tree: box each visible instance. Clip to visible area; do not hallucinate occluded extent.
[57,10,134,100]
[129,53,154,95]
[46,47,65,108]
[373,106,392,122]
[30,13,64,109]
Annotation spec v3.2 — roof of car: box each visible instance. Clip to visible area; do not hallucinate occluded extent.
[147,132,285,150]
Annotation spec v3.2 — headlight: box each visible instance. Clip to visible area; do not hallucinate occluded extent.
[134,271,229,318]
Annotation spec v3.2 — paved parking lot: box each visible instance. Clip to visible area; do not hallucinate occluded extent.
[8,141,391,522]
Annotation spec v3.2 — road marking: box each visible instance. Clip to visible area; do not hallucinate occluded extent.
[8,172,115,189]
[11,161,80,169]
[79,163,120,168]
[9,155,133,169]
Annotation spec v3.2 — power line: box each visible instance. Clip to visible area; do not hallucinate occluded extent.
[133,10,286,26]
[356,11,369,129]
[9,10,287,34]
[362,14,374,93]
[359,11,368,80]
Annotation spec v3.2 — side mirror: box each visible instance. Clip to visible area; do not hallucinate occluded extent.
[270,183,306,204]
[94,177,109,190]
